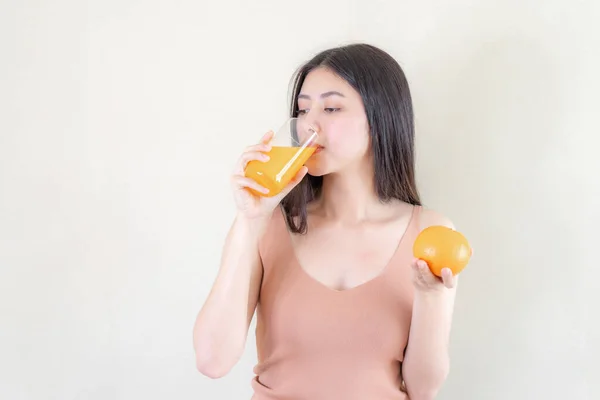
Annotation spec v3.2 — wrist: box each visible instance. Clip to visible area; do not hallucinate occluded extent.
[235,213,271,235]
[413,287,448,302]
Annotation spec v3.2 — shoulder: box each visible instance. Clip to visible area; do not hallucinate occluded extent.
[416,206,456,232]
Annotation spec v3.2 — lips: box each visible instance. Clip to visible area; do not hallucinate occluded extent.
[314,145,324,154]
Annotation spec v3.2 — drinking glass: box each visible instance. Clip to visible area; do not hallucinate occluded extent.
[244,117,319,197]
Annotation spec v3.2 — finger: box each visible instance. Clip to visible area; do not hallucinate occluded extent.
[414,259,440,285]
[289,166,309,186]
[244,143,272,154]
[441,268,455,289]
[411,258,426,280]
[259,130,275,145]
[276,166,308,199]
[238,151,270,170]
[231,176,270,195]
[410,258,421,274]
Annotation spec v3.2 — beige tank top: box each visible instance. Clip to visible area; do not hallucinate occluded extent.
[251,205,421,400]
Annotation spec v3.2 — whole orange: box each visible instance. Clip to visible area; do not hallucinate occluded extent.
[413,225,472,277]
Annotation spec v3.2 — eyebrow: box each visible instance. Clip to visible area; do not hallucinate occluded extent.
[297,91,345,100]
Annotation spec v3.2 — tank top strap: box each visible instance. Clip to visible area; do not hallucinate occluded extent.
[405,205,423,246]
[408,204,423,237]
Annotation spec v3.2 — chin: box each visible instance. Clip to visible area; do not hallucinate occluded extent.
[305,158,329,177]
[307,169,326,177]
[306,164,327,177]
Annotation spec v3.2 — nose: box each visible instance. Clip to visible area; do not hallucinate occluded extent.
[298,118,320,146]
[302,109,322,136]
[306,119,320,135]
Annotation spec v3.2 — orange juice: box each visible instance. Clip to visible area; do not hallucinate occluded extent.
[244,145,316,197]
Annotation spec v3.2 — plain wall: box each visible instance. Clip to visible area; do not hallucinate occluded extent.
[1,0,598,399]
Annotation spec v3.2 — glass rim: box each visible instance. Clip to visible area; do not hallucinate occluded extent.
[283,117,319,147]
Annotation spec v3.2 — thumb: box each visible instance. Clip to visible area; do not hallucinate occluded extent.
[273,166,308,201]
[414,259,439,285]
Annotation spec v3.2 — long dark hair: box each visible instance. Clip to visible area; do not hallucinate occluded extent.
[281,43,421,234]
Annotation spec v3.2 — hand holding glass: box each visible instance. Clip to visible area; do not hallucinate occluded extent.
[244,118,319,197]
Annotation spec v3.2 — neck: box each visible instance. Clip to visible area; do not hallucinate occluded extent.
[317,163,385,224]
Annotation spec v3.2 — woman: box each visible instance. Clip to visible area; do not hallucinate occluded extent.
[193,43,462,400]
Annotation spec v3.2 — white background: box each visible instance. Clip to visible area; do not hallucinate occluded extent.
[1,0,599,399]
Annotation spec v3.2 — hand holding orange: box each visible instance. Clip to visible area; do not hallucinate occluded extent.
[413,225,472,277]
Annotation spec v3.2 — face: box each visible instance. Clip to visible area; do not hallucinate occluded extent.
[296,67,370,176]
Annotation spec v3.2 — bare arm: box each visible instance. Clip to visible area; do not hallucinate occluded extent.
[402,209,459,400]
[192,130,308,379]
[402,283,457,399]
[192,215,268,379]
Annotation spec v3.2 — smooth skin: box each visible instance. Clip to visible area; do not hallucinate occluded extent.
[193,67,459,400]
